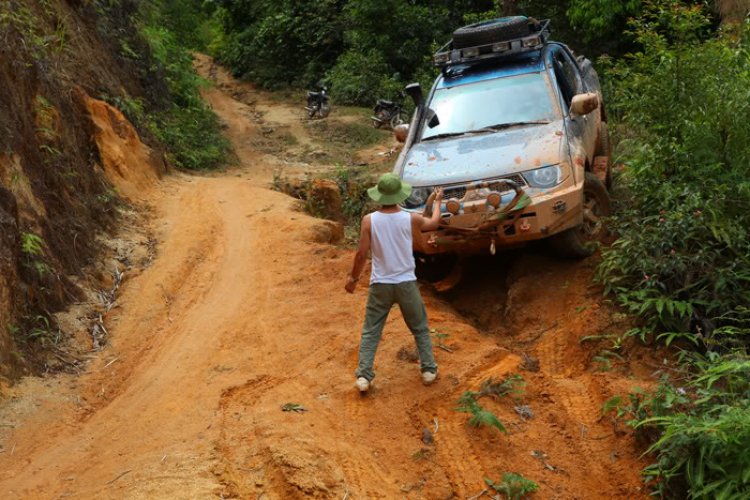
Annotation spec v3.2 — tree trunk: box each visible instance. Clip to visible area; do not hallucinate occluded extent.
[500,0,518,16]
[715,0,750,23]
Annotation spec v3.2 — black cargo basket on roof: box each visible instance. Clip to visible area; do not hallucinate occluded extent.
[433,18,551,72]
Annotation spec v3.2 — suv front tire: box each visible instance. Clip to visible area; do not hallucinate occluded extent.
[550,172,610,259]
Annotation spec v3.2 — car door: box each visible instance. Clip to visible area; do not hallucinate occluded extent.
[560,48,597,162]
[549,46,584,184]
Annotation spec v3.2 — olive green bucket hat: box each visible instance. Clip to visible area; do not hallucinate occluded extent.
[368,173,412,205]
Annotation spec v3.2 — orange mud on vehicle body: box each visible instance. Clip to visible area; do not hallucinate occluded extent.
[394,17,612,259]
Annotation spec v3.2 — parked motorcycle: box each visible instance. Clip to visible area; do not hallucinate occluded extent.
[304,86,331,119]
[372,93,408,129]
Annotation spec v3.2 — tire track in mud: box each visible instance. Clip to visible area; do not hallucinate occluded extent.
[216,375,283,498]
[432,409,488,497]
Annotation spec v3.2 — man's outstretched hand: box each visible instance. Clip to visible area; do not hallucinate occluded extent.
[345,278,357,294]
[433,187,444,204]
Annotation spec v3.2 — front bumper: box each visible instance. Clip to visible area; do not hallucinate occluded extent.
[410,176,583,255]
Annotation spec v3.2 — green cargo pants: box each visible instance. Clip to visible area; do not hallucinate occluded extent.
[355,280,438,381]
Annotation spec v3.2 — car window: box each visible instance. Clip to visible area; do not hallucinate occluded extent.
[421,73,559,140]
[552,52,576,109]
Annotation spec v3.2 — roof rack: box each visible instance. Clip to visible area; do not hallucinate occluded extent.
[433,19,551,72]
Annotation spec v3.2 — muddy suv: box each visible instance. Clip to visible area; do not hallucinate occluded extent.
[394,17,612,261]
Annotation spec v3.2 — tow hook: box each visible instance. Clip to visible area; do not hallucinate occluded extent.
[520,221,531,232]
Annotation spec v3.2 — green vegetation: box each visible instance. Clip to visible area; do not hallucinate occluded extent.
[139,22,230,170]
[456,390,509,434]
[93,0,231,170]
[477,374,525,400]
[602,354,750,498]
[137,3,231,170]
[166,0,643,106]
[593,1,750,497]
[20,232,51,278]
[334,165,372,226]
[485,473,539,499]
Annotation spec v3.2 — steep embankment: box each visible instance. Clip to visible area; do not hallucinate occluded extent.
[0,0,173,380]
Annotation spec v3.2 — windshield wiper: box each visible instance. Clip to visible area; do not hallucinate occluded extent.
[421,132,469,142]
[471,121,551,133]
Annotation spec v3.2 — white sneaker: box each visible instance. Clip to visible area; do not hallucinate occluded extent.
[356,377,370,392]
[422,371,437,386]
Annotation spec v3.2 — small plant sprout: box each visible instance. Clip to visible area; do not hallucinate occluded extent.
[478,374,525,400]
[21,233,44,256]
[455,391,508,434]
[601,395,623,417]
[485,473,539,499]
[431,330,451,352]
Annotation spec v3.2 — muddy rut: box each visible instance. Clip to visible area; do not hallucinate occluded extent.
[0,56,658,499]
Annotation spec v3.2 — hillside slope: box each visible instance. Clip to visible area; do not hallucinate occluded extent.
[0,0,192,380]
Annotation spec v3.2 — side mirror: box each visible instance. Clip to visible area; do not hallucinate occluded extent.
[394,124,409,143]
[404,83,423,106]
[425,108,440,129]
[570,92,599,117]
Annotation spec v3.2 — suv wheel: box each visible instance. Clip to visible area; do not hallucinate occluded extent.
[453,17,530,49]
[597,121,613,190]
[415,253,457,283]
[550,172,611,259]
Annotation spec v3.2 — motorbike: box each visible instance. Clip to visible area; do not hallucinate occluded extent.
[304,86,331,119]
[372,93,409,129]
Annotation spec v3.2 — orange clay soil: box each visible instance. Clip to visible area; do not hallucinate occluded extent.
[0,56,661,499]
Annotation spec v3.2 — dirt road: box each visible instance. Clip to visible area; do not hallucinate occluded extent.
[0,56,658,499]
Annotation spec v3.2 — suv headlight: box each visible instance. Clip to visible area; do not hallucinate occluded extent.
[403,187,430,208]
[523,164,568,188]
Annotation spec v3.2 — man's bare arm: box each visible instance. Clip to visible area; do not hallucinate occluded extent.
[345,215,372,293]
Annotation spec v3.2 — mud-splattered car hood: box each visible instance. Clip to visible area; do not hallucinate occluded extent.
[401,121,566,187]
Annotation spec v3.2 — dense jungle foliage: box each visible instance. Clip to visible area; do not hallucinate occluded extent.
[97,0,231,170]
[167,0,642,105]
[596,3,750,498]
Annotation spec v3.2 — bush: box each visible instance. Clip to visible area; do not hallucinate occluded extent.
[327,50,403,106]
[595,2,750,497]
[216,0,344,89]
[137,20,231,170]
[609,353,750,498]
[596,3,750,346]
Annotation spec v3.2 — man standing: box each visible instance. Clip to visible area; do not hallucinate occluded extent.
[345,173,444,392]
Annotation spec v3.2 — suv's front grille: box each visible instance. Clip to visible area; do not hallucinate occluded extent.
[489,174,526,193]
[443,175,526,200]
[444,186,467,200]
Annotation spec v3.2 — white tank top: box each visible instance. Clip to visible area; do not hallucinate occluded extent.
[369,211,416,285]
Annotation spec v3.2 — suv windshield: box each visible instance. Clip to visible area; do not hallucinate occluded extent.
[422,72,558,141]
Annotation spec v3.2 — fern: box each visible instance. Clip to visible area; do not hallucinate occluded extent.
[478,375,525,399]
[455,391,508,434]
[20,233,44,256]
[455,390,479,411]
[467,410,508,433]
[485,473,539,499]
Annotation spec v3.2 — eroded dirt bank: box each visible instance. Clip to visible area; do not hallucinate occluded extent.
[0,57,659,499]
